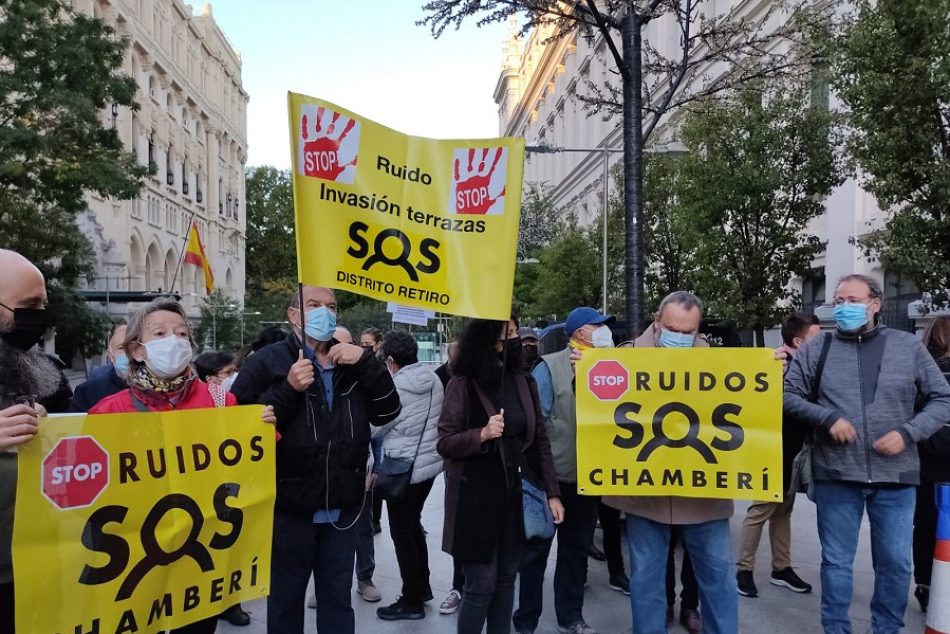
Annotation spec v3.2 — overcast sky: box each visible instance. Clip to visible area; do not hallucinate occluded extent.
[209,1,511,169]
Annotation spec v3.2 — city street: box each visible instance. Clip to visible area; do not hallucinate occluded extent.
[218,477,929,634]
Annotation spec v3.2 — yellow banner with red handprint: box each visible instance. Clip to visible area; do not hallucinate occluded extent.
[288,92,524,320]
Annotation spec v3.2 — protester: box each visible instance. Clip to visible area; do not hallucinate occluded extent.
[190,349,249,626]
[736,312,821,598]
[913,316,950,613]
[438,316,563,634]
[361,327,384,355]
[518,327,542,371]
[68,322,129,412]
[0,249,72,634]
[373,330,445,620]
[513,306,615,634]
[604,291,739,634]
[88,297,276,634]
[231,286,401,634]
[434,341,466,616]
[784,274,950,634]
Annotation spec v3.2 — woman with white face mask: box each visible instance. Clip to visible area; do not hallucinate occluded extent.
[88,298,275,634]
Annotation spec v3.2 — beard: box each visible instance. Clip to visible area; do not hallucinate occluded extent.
[0,338,62,407]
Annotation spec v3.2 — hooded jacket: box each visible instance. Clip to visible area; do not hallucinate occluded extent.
[784,325,950,486]
[372,362,444,484]
[603,323,734,525]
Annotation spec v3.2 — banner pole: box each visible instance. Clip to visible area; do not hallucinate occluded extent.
[297,281,309,358]
[170,211,197,295]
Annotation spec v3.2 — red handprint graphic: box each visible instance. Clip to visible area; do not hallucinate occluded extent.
[449,147,508,215]
[297,105,361,184]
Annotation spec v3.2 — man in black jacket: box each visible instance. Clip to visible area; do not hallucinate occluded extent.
[69,322,128,412]
[231,286,400,634]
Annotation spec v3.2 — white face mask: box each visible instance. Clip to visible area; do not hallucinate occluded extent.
[142,335,193,379]
[221,373,237,392]
[591,325,614,349]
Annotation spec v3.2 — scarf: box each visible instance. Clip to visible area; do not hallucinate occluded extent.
[127,365,195,410]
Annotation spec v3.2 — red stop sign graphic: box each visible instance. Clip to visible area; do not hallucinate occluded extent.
[588,360,630,400]
[42,436,110,510]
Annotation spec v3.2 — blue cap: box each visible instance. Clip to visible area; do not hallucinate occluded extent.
[564,307,616,336]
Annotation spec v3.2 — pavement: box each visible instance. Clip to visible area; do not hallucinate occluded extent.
[216,478,929,634]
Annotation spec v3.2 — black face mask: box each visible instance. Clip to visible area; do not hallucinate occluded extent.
[0,302,49,352]
[499,336,523,370]
[522,344,539,369]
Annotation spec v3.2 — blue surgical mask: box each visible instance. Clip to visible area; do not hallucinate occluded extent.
[834,302,869,332]
[304,306,337,342]
[113,353,130,377]
[658,327,695,348]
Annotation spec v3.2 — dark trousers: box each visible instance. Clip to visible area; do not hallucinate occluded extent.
[599,501,626,577]
[268,511,358,634]
[388,477,435,604]
[372,491,384,526]
[458,495,525,634]
[0,582,12,634]
[452,559,466,592]
[355,492,375,583]
[666,527,699,610]
[171,616,218,634]
[513,481,599,630]
[914,480,939,586]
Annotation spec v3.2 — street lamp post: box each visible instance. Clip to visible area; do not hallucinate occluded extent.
[524,141,687,319]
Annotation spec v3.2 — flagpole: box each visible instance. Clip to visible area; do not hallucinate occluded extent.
[170,211,198,295]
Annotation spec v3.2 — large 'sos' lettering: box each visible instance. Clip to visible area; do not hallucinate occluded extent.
[79,482,243,600]
[347,221,441,282]
[611,401,746,463]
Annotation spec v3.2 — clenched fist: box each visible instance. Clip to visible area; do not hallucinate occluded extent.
[288,350,316,392]
[481,408,505,443]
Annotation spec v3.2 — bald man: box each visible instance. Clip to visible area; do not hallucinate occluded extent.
[0,249,72,633]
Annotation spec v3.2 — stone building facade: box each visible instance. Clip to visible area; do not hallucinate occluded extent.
[73,0,248,318]
[495,1,924,335]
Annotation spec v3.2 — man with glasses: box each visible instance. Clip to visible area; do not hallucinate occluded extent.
[784,274,950,634]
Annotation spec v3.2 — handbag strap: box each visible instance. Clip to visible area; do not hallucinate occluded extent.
[809,332,832,403]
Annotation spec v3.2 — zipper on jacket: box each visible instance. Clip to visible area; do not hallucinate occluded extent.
[857,336,873,483]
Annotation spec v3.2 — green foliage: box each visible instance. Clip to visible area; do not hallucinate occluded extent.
[675,82,843,344]
[518,182,563,260]
[532,222,601,320]
[193,289,242,353]
[244,166,297,324]
[831,0,950,300]
[0,0,148,360]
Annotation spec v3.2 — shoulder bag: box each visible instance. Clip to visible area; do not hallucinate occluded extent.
[375,387,434,501]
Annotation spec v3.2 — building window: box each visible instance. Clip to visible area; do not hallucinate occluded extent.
[182,160,189,195]
[147,133,155,170]
[166,145,175,187]
[801,267,826,313]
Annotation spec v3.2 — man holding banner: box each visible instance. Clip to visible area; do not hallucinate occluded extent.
[603,291,739,634]
[0,249,72,634]
[231,286,401,634]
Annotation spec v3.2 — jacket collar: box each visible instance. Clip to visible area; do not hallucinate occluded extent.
[835,323,884,343]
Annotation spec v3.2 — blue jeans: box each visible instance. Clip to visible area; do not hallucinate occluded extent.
[814,481,914,634]
[625,515,737,634]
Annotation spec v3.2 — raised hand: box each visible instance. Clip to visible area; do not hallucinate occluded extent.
[451,146,508,215]
[288,350,316,392]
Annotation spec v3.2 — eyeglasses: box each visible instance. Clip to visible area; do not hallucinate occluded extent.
[832,296,874,306]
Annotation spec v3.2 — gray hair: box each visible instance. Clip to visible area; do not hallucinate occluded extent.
[836,274,884,301]
[123,297,195,374]
[657,291,705,319]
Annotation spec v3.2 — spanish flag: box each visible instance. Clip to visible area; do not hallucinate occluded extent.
[184,222,214,294]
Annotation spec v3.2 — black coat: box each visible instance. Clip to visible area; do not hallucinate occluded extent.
[919,356,950,483]
[231,334,401,516]
[68,364,126,412]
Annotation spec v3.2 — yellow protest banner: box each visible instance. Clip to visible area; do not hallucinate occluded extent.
[576,349,783,501]
[288,92,524,320]
[12,406,275,634]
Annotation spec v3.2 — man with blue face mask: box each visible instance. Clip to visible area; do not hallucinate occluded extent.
[603,291,737,634]
[231,285,401,634]
[784,274,950,634]
[514,306,615,634]
[68,322,129,413]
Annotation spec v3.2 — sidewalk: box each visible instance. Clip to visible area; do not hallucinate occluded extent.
[218,478,928,634]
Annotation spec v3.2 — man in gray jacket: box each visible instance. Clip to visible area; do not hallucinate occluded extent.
[784,274,950,634]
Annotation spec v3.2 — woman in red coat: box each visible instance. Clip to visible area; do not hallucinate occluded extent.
[90,297,275,634]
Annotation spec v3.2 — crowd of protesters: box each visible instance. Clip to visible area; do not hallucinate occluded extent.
[1,249,949,634]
